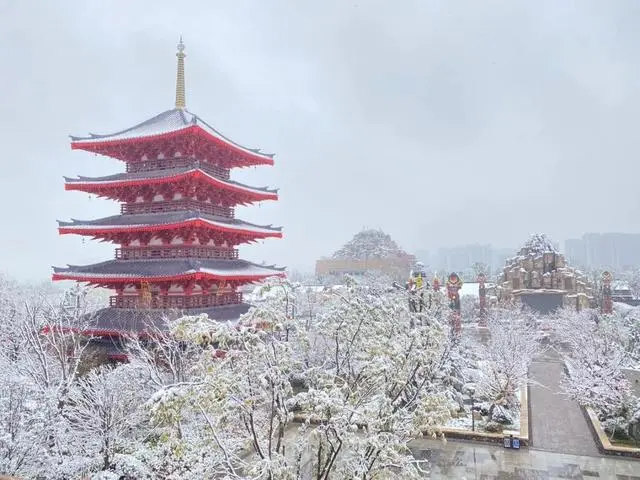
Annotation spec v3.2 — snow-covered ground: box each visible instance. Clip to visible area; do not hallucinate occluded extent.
[444,389,522,434]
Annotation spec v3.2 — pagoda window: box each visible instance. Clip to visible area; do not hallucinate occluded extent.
[149,237,164,246]
[170,237,184,245]
[124,285,137,294]
[141,154,148,161]
[135,196,145,203]
[153,194,164,202]
[130,239,142,247]
[169,284,183,294]
[158,153,165,160]
[174,193,183,200]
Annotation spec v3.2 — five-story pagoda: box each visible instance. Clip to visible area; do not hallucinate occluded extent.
[53,39,284,334]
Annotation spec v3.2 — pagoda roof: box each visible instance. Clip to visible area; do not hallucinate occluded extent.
[64,166,278,200]
[52,258,285,283]
[70,108,274,165]
[48,303,252,337]
[58,211,282,238]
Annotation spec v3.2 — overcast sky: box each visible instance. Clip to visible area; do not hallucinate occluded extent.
[1,0,639,281]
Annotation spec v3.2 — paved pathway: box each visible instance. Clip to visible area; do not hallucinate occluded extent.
[528,348,600,456]
[410,437,639,479]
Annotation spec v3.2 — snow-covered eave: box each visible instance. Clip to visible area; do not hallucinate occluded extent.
[69,108,275,165]
[51,268,285,283]
[190,109,275,161]
[64,169,279,198]
[57,217,283,236]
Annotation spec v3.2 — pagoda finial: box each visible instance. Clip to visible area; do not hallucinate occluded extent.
[175,36,186,109]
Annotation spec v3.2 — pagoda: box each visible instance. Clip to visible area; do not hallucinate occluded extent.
[53,39,284,335]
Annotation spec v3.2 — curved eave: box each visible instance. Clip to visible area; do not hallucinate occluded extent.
[65,170,278,202]
[42,326,128,339]
[58,219,283,239]
[52,270,285,284]
[71,125,275,167]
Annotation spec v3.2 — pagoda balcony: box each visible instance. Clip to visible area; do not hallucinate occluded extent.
[114,245,239,260]
[126,157,230,180]
[109,292,243,309]
[121,199,234,218]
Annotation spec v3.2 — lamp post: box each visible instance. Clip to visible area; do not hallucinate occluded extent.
[478,272,487,327]
[468,386,476,432]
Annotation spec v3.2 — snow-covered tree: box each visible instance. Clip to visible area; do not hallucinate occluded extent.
[143,276,455,479]
[553,307,639,439]
[0,280,110,478]
[474,307,542,422]
[0,376,48,476]
[63,365,151,478]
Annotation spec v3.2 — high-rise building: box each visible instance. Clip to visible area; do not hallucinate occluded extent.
[565,233,640,270]
[417,244,511,275]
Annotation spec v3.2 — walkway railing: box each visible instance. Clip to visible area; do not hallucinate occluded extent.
[109,292,243,309]
[126,157,230,180]
[115,245,238,260]
[121,199,233,217]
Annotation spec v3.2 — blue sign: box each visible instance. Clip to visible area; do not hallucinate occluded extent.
[512,438,520,449]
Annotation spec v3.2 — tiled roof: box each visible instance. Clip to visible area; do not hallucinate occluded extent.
[70,108,274,161]
[85,303,251,334]
[53,258,285,280]
[58,211,282,235]
[64,166,278,196]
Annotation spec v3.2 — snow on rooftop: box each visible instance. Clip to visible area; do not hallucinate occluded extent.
[70,108,274,161]
[331,229,411,260]
[521,233,558,256]
[58,211,282,236]
[65,167,278,197]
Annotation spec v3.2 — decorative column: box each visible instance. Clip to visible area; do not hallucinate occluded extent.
[477,272,487,327]
[446,272,463,334]
[139,281,152,308]
[601,271,613,314]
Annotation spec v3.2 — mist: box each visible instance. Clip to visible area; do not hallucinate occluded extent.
[1,0,639,281]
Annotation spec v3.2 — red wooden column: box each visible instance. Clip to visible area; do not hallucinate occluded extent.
[159,284,170,308]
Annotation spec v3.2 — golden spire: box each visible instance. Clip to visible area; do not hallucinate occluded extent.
[175,36,186,109]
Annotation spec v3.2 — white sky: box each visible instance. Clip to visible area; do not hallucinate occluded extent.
[1,0,639,281]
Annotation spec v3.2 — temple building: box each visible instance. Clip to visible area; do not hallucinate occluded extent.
[316,229,415,281]
[53,39,284,337]
[498,234,593,313]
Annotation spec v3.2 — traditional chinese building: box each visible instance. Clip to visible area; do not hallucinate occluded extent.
[53,39,284,337]
[315,229,415,281]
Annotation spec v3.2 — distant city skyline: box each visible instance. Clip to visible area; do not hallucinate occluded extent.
[565,233,640,272]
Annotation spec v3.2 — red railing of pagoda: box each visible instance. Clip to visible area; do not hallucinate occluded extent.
[115,245,239,260]
[109,292,243,309]
[121,199,234,218]
[126,157,230,180]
